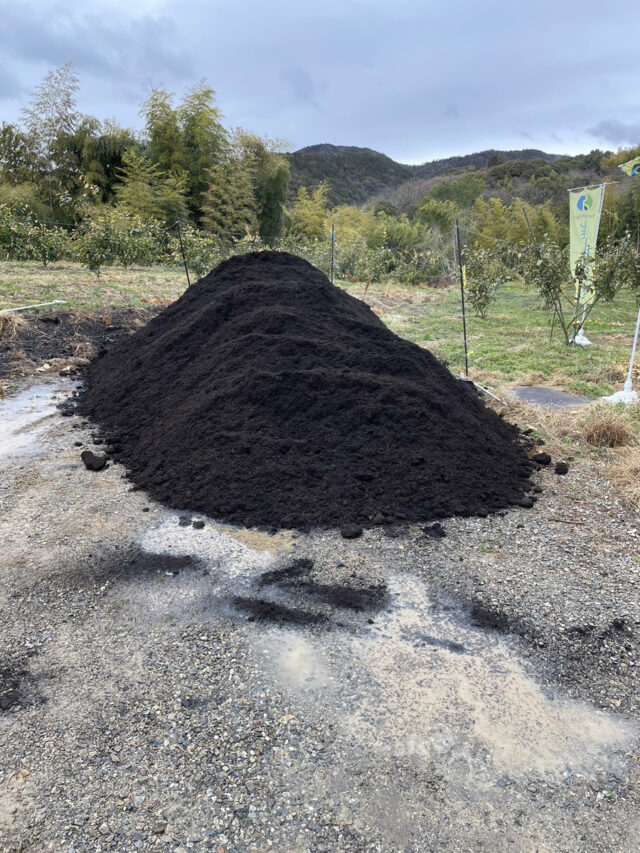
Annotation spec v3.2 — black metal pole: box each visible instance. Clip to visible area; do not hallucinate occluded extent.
[331,222,335,285]
[455,220,469,377]
[176,219,191,287]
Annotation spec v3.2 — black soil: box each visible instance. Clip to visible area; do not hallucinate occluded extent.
[0,308,161,380]
[232,596,328,626]
[0,661,27,711]
[258,557,388,612]
[79,251,533,530]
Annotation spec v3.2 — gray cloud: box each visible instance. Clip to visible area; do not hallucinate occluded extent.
[0,2,193,85]
[281,69,322,111]
[588,120,640,146]
[0,66,25,100]
[1,0,639,162]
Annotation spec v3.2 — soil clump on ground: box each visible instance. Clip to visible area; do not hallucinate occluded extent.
[79,251,533,530]
[258,557,389,612]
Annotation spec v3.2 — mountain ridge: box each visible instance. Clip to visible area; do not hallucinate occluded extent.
[285,144,566,207]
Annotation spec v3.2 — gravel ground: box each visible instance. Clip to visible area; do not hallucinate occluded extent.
[1,379,640,852]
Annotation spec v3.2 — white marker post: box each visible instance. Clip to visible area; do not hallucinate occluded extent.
[572,313,591,347]
[602,304,640,404]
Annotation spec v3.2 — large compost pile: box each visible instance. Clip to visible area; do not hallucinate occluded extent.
[79,251,533,530]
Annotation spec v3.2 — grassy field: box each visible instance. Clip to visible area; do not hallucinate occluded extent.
[344,279,639,399]
[1,260,638,398]
[0,260,188,313]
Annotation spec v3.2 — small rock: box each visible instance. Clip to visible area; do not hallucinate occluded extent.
[340,523,363,540]
[152,820,167,834]
[98,823,110,835]
[57,401,76,417]
[192,519,205,529]
[518,497,535,508]
[555,461,569,475]
[532,452,551,466]
[81,450,108,471]
[423,522,446,539]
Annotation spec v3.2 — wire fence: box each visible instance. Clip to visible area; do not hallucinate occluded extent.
[3,210,640,393]
[0,209,462,286]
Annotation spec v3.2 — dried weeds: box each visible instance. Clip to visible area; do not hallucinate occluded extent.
[73,341,96,360]
[580,406,638,448]
[609,447,640,507]
[0,313,29,342]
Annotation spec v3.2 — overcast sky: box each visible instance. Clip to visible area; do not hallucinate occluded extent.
[1,0,639,164]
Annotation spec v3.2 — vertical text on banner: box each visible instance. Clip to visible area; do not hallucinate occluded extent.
[569,184,605,306]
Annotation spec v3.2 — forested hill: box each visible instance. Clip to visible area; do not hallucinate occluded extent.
[410,148,563,180]
[286,144,564,206]
[286,145,413,206]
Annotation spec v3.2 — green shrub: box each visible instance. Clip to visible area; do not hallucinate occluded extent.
[171,226,222,279]
[72,209,119,274]
[72,207,167,274]
[0,204,30,260]
[24,221,69,267]
[463,247,511,317]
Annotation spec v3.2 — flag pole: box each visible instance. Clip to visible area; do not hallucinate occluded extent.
[455,221,469,377]
[602,304,640,404]
[330,222,335,285]
[567,181,618,192]
[600,159,640,401]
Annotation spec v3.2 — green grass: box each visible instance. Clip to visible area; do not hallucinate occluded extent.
[0,260,188,313]
[342,279,639,398]
[1,261,638,398]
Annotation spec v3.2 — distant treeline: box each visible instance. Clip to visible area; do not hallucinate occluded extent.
[1,64,639,285]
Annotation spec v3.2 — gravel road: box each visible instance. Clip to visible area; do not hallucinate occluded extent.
[1,379,639,852]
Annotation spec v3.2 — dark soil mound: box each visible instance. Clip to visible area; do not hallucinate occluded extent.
[79,251,533,529]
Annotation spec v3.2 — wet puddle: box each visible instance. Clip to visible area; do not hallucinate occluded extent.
[0,380,73,458]
[134,514,638,787]
[124,514,279,621]
[258,575,637,787]
[513,385,592,409]
[137,514,278,579]
[355,577,633,779]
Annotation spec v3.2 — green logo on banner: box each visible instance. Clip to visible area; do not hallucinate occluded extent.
[576,194,593,211]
